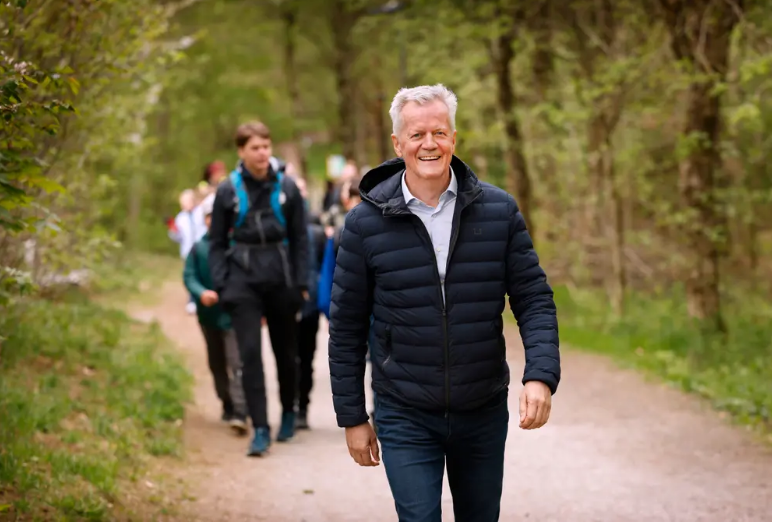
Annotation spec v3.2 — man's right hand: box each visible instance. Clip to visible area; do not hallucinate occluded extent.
[200,290,219,307]
[345,422,380,467]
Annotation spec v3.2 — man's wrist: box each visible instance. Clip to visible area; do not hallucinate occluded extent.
[337,412,370,428]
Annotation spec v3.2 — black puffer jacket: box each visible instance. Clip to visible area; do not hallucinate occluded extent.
[328,156,560,428]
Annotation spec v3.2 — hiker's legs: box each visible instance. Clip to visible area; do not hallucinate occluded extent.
[223,329,247,419]
[264,288,299,416]
[297,313,320,412]
[227,297,269,429]
[200,324,232,414]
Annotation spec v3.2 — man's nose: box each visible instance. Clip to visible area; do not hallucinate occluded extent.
[421,135,438,148]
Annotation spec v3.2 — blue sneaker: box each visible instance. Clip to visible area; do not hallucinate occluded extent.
[247,427,271,457]
[276,412,296,442]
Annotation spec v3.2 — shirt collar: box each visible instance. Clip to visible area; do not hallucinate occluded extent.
[401,166,458,206]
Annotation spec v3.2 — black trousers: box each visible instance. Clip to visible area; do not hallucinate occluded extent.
[200,325,247,418]
[296,312,320,411]
[225,284,300,429]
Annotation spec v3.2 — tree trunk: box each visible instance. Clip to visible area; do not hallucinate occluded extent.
[658,0,742,332]
[330,1,357,161]
[281,6,307,176]
[370,42,390,164]
[354,94,368,168]
[573,0,627,313]
[374,92,390,163]
[490,24,535,238]
[530,0,559,237]
[607,138,626,316]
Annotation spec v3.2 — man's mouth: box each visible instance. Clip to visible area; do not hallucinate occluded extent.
[419,156,440,161]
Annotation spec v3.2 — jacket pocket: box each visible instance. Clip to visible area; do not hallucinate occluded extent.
[381,327,393,370]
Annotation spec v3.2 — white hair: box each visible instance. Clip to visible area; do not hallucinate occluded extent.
[389,84,458,136]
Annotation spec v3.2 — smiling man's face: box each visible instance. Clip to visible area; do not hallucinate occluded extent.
[392,99,456,182]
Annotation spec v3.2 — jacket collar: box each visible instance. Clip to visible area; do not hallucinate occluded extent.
[236,160,277,182]
[359,155,482,216]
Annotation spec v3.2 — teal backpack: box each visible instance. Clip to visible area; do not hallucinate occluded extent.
[229,160,288,244]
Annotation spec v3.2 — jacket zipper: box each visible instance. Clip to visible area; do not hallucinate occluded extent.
[255,212,267,244]
[410,216,451,415]
[386,185,481,415]
[278,243,293,288]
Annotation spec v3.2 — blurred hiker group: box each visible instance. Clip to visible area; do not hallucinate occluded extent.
[167,122,368,455]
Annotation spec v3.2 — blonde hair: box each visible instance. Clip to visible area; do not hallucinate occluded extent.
[179,189,196,209]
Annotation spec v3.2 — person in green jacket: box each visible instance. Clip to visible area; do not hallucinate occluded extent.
[184,194,248,435]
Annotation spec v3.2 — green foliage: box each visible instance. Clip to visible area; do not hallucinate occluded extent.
[0,297,192,519]
[0,0,190,299]
[0,43,73,233]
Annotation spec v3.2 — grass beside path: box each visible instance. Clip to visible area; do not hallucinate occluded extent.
[540,283,772,442]
[0,252,193,520]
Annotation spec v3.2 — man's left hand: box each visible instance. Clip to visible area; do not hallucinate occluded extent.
[302,290,309,301]
[519,381,552,430]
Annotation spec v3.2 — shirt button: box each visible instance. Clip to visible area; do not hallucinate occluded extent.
[436,247,441,252]
[431,213,438,218]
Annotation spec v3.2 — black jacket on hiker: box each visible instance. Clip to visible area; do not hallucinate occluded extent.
[207,161,309,434]
[208,163,309,303]
[328,156,560,428]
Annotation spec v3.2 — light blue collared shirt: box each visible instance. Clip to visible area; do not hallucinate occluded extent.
[401,167,458,302]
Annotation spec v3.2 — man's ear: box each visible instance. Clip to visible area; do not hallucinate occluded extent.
[391,134,402,157]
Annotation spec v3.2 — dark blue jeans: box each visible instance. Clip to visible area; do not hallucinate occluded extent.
[374,389,509,522]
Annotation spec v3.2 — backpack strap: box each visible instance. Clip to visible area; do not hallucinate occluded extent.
[231,163,289,241]
[229,169,248,228]
[270,171,287,229]
[273,171,291,246]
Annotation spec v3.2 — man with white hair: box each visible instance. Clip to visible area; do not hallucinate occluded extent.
[328,84,561,521]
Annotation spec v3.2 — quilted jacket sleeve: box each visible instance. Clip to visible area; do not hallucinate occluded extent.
[505,195,561,394]
[328,209,374,428]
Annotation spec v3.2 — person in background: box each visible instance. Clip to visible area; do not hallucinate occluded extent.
[291,176,327,430]
[197,160,228,202]
[284,161,300,179]
[183,194,248,435]
[208,121,309,457]
[322,159,358,212]
[321,175,361,249]
[325,178,362,253]
[170,188,207,314]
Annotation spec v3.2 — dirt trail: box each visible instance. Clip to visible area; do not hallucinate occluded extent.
[135,281,772,521]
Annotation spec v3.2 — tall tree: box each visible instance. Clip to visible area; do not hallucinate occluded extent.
[279,0,308,176]
[568,0,633,314]
[657,0,743,331]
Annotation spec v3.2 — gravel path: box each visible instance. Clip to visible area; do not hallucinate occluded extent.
[140,281,772,521]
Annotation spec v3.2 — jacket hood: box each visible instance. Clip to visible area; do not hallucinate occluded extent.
[359,155,482,212]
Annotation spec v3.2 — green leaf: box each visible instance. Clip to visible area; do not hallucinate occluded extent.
[67,77,80,95]
[28,177,65,194]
